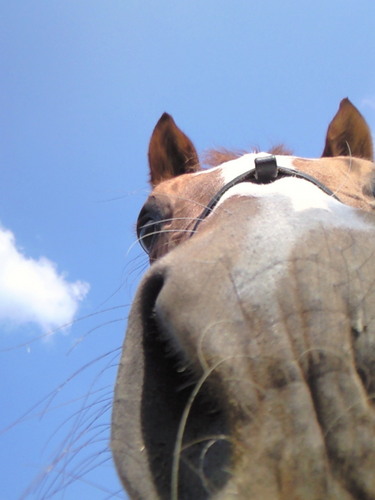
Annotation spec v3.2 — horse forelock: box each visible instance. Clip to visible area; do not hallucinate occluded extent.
[203,144,293,167]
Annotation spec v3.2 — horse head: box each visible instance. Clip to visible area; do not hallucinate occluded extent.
[112,99,375,499]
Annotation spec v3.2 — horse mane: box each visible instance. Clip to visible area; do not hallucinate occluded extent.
[203,145,293,167]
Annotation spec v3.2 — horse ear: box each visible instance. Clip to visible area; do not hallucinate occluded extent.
[148,113,200,187]
[322,98,373,161]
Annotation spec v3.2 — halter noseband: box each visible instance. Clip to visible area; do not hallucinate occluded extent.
[191,155,340,234]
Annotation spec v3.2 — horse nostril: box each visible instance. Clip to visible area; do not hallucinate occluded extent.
[140,270,166,326]
[140,268,195,382]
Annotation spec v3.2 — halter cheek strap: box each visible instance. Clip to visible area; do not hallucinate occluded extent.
[191,155,340,234]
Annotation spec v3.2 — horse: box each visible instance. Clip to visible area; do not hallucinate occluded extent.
[112,98,375,499]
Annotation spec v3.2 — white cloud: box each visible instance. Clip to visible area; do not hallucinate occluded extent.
[0,226,90,334]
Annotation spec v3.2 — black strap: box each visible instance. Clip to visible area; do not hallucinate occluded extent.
[191,156,340,234]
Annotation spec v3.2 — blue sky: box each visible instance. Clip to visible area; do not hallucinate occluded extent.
[1,1,374,499]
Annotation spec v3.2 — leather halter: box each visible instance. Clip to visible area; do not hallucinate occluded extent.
[191,155,340,234]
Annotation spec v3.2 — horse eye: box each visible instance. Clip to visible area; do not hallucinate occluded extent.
[136,206,162,254]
